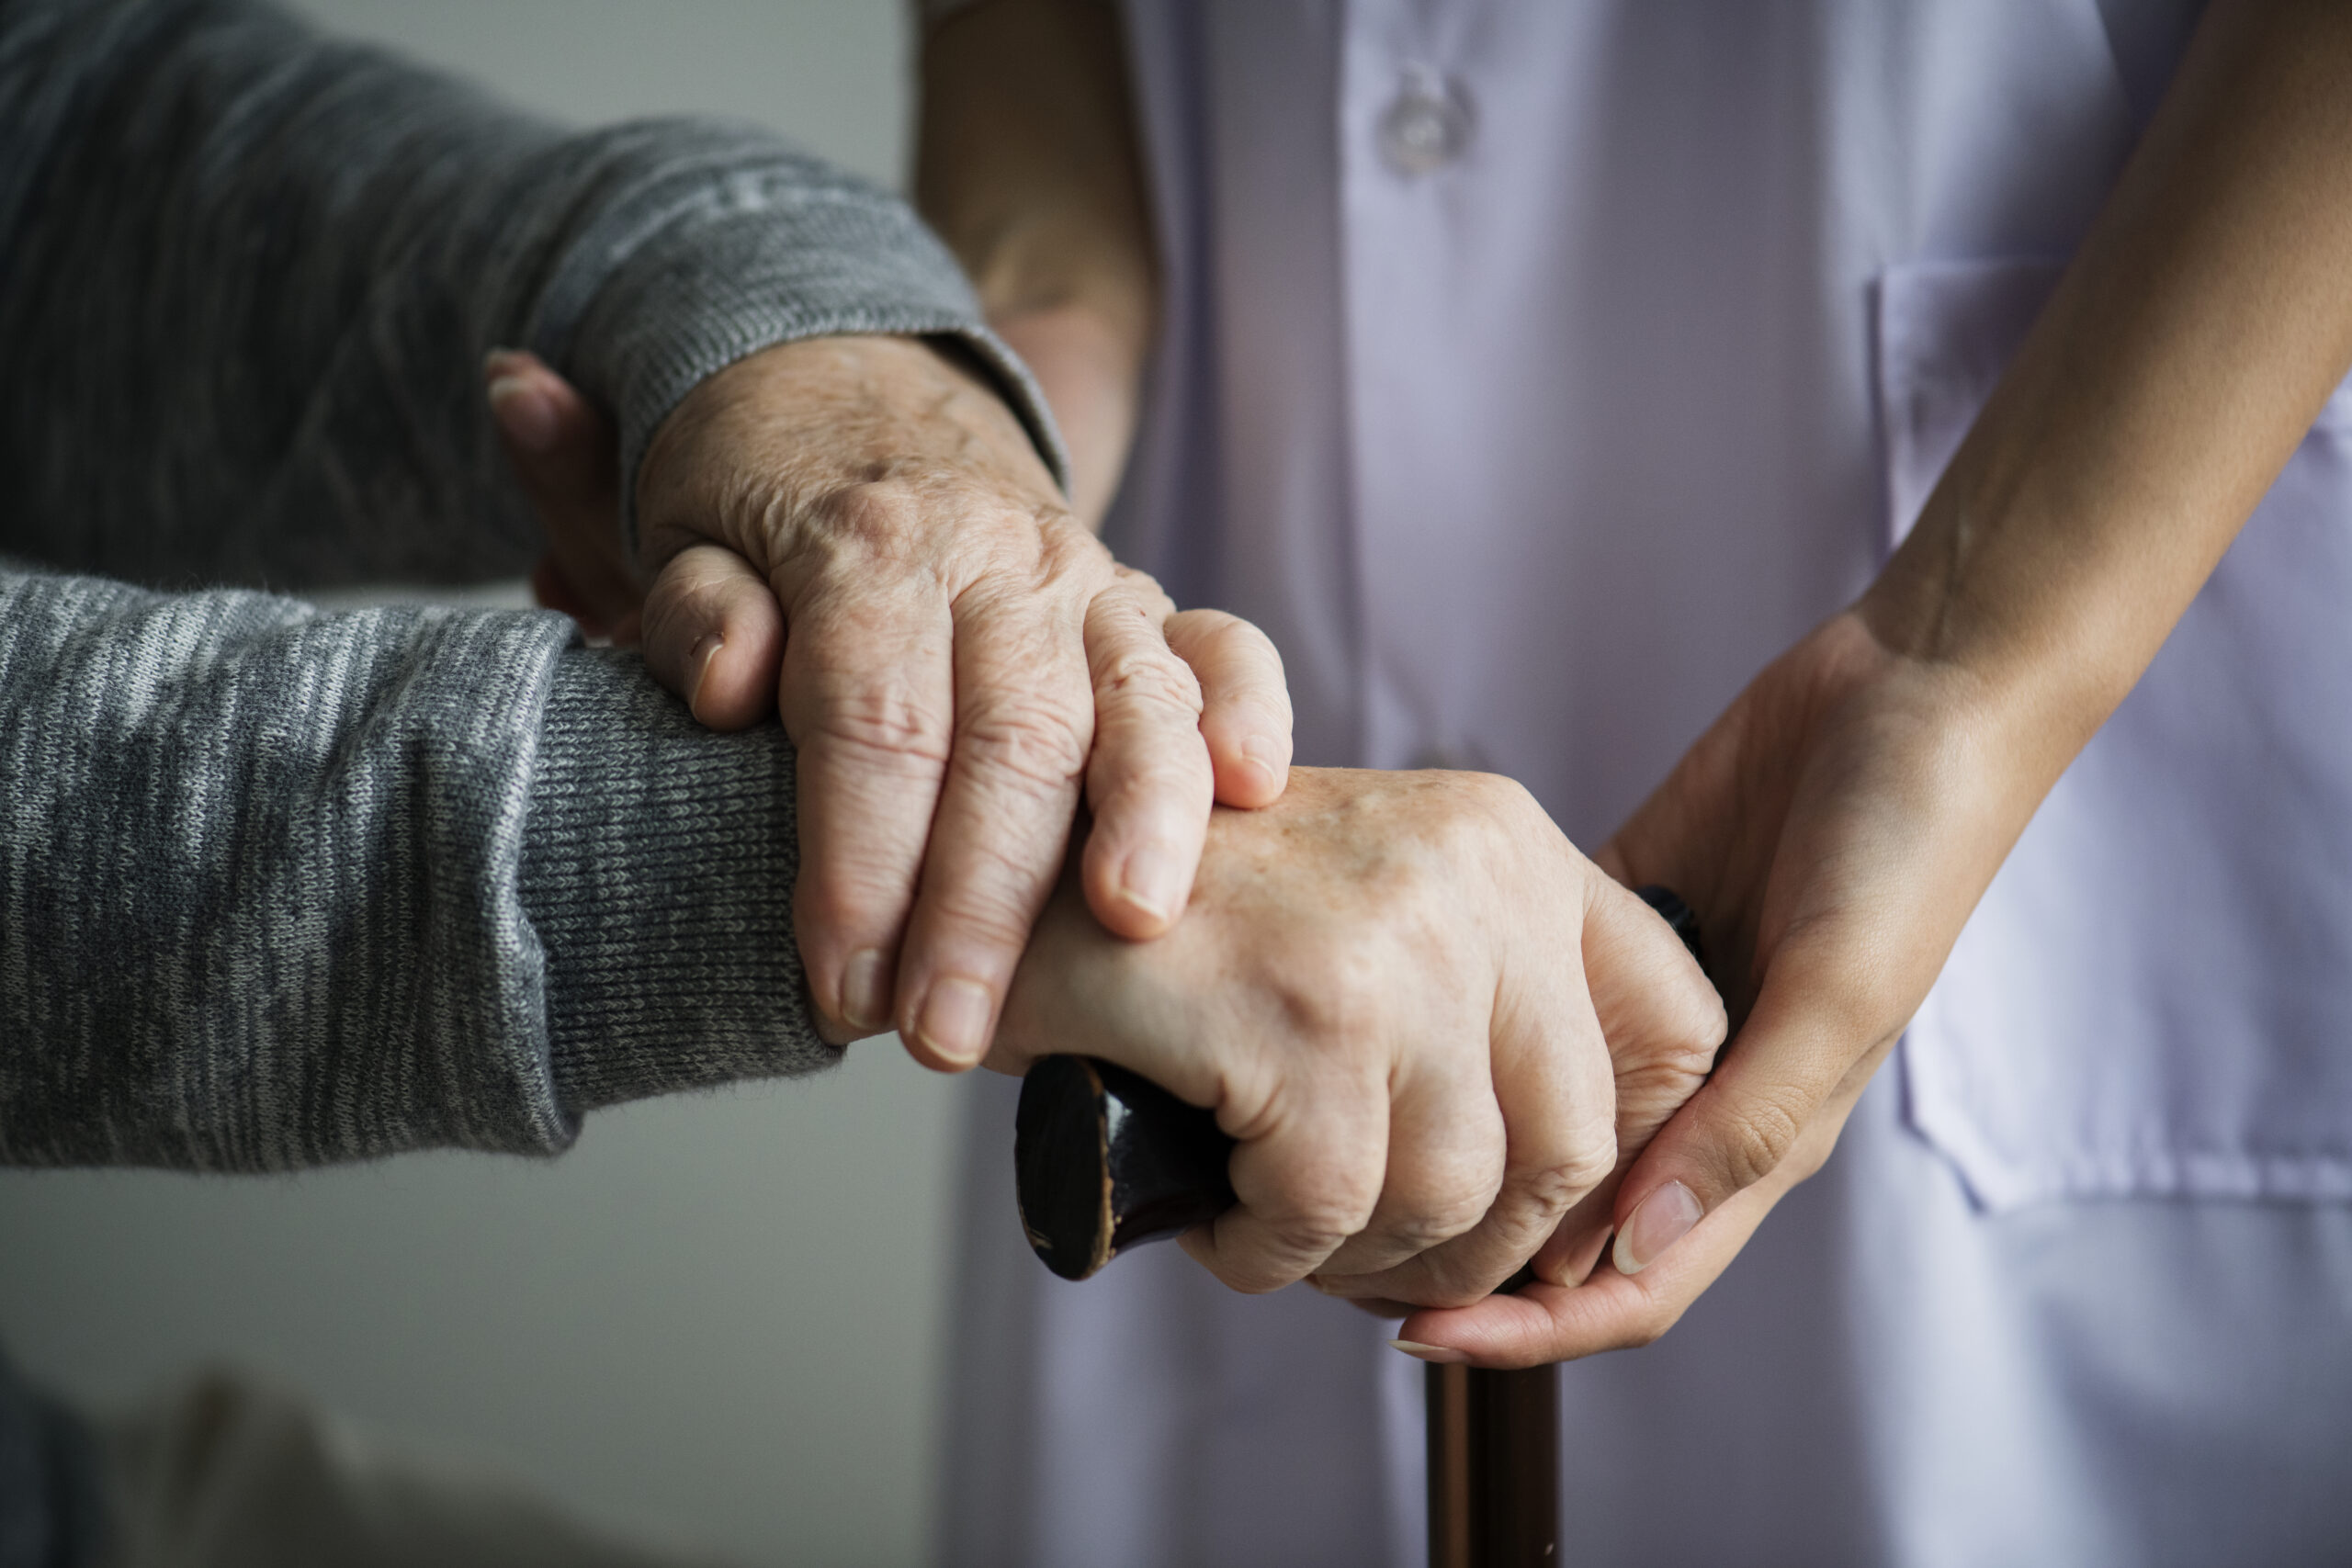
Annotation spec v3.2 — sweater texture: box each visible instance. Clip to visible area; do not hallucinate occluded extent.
[0,3,1059,1557]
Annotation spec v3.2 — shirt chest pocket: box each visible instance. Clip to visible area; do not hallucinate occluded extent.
[1883,257,2352,1212]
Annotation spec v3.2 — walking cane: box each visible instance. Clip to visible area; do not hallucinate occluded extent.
[1015,888,1706,1567]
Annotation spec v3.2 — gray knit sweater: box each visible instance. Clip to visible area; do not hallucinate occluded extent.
[1,2,1070,1556]
[0,0,1063,1172]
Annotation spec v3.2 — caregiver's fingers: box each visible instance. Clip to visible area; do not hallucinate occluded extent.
[1162,608,1292,808]
[777,580,957,1044]
[1079,574,1215,942]
[1607,915,1887,1278]
[1387,1144,1790,1370]
[639,545,785,729]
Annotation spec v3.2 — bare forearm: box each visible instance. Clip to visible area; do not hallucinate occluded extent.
[1867,0,2352,757]
[916,0,1157,524]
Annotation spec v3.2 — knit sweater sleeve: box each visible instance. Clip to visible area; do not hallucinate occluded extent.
[0,565,831,1169]
[0,0,1057,1168]
[0,0,1062,588]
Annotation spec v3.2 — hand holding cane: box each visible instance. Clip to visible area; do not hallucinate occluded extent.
[1013,886,1710,1567]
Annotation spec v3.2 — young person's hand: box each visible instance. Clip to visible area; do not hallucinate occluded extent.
[484,338,1293,1062]
[1384,0,2352,1369]
[1386,613,2035,1366]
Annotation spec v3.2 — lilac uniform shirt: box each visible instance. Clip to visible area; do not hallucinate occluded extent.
[940,4,2352,1562]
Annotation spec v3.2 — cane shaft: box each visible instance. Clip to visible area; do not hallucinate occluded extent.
[1428,1363,1560,1568]
[1012,885,1708,1568]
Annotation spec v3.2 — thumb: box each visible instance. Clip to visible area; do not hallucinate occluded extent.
[639,544,786,730]
[485,349,638,634]
[1604,915,1883,1276]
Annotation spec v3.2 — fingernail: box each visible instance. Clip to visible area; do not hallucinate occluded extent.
[1612,1181,1703,1276]
[1116,845,1184,925]
[1240,735,1284,789]
[686,632,724,709]
[1387,1340,1471,1365]
[487,376,560,452]
[914,976,995,1064]
[482,346,524,376]
[840,948,888,1032]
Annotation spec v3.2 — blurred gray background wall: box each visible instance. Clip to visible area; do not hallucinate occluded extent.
[0,5,988,1564]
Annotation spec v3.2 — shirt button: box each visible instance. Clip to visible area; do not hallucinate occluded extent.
[1377,68,1473,175]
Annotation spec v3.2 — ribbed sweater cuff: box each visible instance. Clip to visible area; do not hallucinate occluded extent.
[558,178,1070,547]
[519,647,837,1114]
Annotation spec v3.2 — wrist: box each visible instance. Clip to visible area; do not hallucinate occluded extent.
[635,333,1069,560]
[1858,475,2154,760]
[989,299,1147,526]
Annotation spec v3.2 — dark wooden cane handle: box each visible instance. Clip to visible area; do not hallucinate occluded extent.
[1012,885,1704,1282]
[1014,1055,1237,1280]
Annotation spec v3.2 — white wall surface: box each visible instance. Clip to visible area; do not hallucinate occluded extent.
[0,6,985,1566]
[300,0,912,186]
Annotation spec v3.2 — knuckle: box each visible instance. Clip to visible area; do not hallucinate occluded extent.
[1459,769,1538,812]
[1106,562,1179,620]
[1207,609,1283,665]
[1092,642,1204,722]
[1666,1001,1734,1078]
[958,690,1092,793]
[1719,1089,1808,1193]
[1377,1186,1493,1258]
[1265,944,1385,1050]
[1530,1137,1616,1215]
[1088,763,1212,842]
[1221,1253,1305,1296]
[1250,1127,1384,1252]
[818,482,928,558]
[1272,1196,1372,1260]
[922,897,1038,964]
[793,863,912,938]
[1249,1174,1374,1267]
[1427,773,1547,863]
[1037,513,1114,572]
[804,676,953,769]
[925,843,1057,947]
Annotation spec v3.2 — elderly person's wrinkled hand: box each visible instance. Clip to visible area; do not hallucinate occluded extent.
[990,765,1726,1303]
[485,339,1293,1065]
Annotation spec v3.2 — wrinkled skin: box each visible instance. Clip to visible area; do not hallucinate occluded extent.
[487,337,1292,1066]
[991,766,1726,1303]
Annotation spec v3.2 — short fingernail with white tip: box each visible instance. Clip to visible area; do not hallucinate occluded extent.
[1387,1340,1471,1365]
[912,976,995,1065]
[1115,844,1183,926]
[1611,1181,1703,1276]
[839,948,888,1033]
[1240,735,1285,791]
